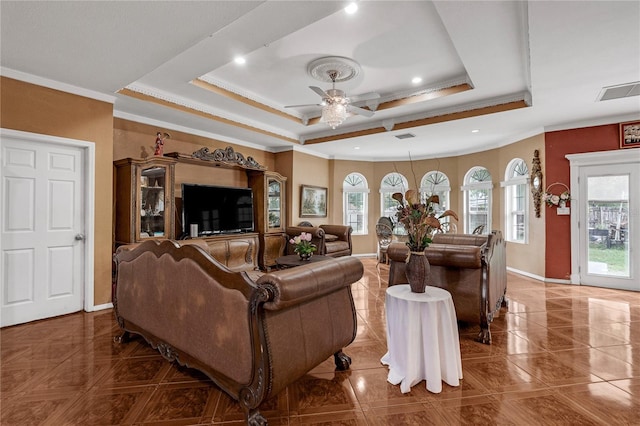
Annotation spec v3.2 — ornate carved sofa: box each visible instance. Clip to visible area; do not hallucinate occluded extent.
[113,239,363,424]
[285,224,353,257]
[387,230,507,344]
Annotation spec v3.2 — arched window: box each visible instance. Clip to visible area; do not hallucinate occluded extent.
[420,171,451,215]
[380,172,408,232]
[501,158,529,242]
[462,167,493,234]
[343,173,369,235]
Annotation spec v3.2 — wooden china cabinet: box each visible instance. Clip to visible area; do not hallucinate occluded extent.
[113,156,176,245]
[249,171,287,270]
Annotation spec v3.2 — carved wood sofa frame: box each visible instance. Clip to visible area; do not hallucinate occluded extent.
[113,240,364,424]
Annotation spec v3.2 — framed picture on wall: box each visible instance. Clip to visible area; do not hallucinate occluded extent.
[620,121,640,149]
[300,185,327,218]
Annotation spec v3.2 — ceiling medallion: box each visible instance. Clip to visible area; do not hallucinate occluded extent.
[307,56,361,83]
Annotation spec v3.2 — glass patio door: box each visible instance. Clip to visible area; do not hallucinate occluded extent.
[575,160,639,291]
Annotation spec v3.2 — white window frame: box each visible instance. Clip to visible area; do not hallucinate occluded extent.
[420,171,451,217]
[501,158,529,243]
[343,172,369,235]
[380,172,409,233]
[461,167,493,234]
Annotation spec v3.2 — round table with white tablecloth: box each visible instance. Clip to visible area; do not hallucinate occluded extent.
[381,284,463,393]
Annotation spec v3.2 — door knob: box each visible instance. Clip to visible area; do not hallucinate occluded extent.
[75,233,86,241]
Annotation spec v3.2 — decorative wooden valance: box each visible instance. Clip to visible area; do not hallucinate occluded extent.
[165,146,266,171]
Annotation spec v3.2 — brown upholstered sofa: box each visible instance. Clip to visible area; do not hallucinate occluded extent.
[285,224,353,257]
[387,230,507,344]
[113,239,363,425]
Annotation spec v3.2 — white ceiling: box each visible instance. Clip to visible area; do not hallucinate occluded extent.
[2,1,639,161]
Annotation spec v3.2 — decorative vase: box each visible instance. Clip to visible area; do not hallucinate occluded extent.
[405,251,430,293]
[299,252,312,261]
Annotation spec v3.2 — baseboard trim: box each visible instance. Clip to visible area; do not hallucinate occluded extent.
[506,267,573,285]
[507,267,545,282]
[88,302,113,312]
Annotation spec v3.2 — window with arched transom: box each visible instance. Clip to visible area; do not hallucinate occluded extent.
[462,167,493,234]
[380,172,408,232]
[501,158,529,242]
[343,173,369,235]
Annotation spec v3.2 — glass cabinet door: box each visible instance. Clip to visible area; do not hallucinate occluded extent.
[267,178,282,231]
[140,166,166,238]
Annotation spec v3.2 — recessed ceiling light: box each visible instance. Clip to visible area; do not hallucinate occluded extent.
[412,77,422,84]
[471,129,480,133]
[345,2,358,14]
[354,146,360,150]
[234,57,246,65]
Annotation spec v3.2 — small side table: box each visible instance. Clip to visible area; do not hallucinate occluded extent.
[275,254,330,268]
[381,284,463,393]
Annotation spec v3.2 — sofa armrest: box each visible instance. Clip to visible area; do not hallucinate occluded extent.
[257,257,363,310]
[483,230,507,313]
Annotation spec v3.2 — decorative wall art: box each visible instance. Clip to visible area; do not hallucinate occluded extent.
[620,121,640,149]
[300,185,327,218]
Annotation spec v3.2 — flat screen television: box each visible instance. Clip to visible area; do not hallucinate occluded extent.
[181,184,254,236]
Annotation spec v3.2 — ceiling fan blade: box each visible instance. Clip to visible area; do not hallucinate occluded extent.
[309,86,328,98]
[349,91,380,103]
[284,103,320,108]
[349,105,375,118]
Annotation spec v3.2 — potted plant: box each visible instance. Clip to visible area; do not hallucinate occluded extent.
[393,189,458,292]
[289,232,317,260]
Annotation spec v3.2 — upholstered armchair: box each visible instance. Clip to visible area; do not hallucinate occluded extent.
[285,224,353,257]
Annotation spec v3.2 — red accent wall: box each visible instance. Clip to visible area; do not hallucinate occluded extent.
[544,124,621,279]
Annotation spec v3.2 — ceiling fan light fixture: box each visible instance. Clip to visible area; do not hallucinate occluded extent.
[321,102,348,129]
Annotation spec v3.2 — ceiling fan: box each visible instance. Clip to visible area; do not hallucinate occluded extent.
[285,69,380,129]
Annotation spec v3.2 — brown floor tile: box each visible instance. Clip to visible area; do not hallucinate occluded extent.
[507,352,603,386]
[1,257,638,425]
[462,356,548,393]
[496,389,604,425]
[435,395,522,425]
[364,402,446,426]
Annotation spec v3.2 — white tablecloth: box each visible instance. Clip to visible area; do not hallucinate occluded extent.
[381,284,463,393]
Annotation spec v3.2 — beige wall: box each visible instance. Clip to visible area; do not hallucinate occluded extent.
[113,119,275,196]
[287,151,330,226]
[496,134,546,277]
[1,77,114,305]
[331,159,376,254]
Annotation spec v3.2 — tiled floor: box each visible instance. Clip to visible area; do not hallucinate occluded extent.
[2,257,639,425]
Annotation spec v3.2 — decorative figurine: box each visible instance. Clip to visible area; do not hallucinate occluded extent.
[154,132,171,156]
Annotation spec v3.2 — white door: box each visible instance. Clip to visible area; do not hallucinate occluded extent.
[1,134,86,327]
[569,151,640,291]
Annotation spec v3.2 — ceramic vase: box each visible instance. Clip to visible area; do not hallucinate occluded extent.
[405,251,430,293]
[299,252,312,261]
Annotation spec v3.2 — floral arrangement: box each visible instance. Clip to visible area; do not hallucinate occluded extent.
[392,189,458,251]
[289,232,317,256]
[543,189,571,207]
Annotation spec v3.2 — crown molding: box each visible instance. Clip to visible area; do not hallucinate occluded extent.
[113,110,276,153]
[1,67,116,104]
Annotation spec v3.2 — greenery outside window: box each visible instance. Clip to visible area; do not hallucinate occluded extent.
[380,172,408,233]
[462,167,493,234]
[502,159,529,243]
[343,173,369,235]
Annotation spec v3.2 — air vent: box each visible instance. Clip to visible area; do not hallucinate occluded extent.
[395,133,415,140]
[597,81,640,101]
